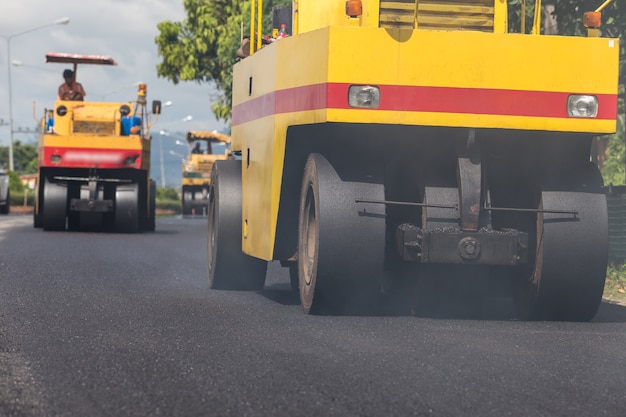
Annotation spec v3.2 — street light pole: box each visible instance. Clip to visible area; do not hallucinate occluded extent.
[6,43,14,171]
[2,17,70,171]
[159,117,192,187]
[160,134,166,187]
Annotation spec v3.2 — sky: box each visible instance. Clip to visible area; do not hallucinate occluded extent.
[0,0,228,151]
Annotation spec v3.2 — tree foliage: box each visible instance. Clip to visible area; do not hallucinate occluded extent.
[156,186,179,201]
[0,141,38,174]
[155,0,290,123]
[8,171,24,192]
[603,113,626,185]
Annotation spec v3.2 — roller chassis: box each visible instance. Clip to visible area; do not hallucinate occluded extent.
[209,127,608,320]
[182,185,210,216]
[36,167,156,233]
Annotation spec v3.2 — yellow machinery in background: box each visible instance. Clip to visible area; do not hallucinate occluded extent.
[208,0,620,320]
[182,130,231,215]
[35,52,161,233]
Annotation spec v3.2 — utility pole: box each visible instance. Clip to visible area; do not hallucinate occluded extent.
[1,17,70,171]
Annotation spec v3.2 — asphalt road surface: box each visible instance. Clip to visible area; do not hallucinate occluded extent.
[1,215,626,417]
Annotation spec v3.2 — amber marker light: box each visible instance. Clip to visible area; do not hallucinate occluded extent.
[138,83,147,96]
[346,0,362,18]
[583,11,602,28]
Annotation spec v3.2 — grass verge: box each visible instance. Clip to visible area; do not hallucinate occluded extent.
[604,264,626,306]
[155,198,181,216]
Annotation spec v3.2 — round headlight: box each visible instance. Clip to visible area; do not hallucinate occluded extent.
[56,105,68,117]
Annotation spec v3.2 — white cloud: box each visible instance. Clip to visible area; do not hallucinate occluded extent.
[0,0,227,150]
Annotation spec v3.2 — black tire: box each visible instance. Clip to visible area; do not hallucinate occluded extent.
[42,177,67,231]
[115,183,139,233]
[516,162,607,321]
[288,263,299,293]
[182,189,193,216]
[298,154,385,315]
[34,181,42,228]
[207,160,267,290]
[144,179,156,232]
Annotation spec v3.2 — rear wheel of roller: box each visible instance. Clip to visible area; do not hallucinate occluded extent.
[297,154,385,315]
[115,183,139,233]
[516,163,607,321]
[207,160,267,290]
[42,177,67,231]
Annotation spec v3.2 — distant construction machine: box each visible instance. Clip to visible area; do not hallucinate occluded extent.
[181,130,231,216]
[35,52,161,232]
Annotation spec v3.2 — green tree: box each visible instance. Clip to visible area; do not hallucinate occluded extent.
[0,141,38,174]
[155,0,290,123]
[507,0,541,33]
[156,186,179,201]
[13,141,38,174]
[603,113,626,185]
[8,171,23,192]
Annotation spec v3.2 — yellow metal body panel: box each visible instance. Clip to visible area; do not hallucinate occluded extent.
[51,100,126,136]
[295,0,507,33]
[232,25,619,261]
[39,100,150,170]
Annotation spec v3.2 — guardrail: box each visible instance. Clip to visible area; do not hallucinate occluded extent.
[608,186,626,264]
